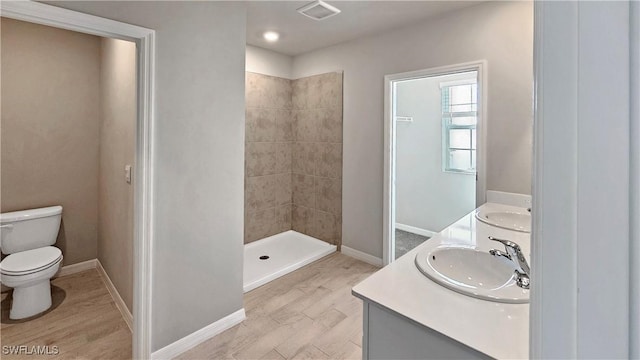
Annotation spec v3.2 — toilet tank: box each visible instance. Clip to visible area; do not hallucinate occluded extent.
[0,206,62,255]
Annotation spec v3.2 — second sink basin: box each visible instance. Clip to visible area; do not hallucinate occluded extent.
[475,206,531,233]
[415,246,529,303]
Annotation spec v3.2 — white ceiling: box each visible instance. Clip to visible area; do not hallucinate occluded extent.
[246,1,481,56]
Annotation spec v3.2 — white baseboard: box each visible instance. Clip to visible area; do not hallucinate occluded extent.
[52,258,133,332]
[151,308,246,360]
[486,190,532,208]
[56,258,98,278]
[340,245,383,267]
[96,260,133,332]
[395,223,437,238]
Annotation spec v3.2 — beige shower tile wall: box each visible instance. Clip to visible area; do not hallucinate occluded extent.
[291,73,343,247]
[245,73,294,243]
[244,72,343,246]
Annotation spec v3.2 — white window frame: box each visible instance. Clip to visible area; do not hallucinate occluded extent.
[440,80,478,174]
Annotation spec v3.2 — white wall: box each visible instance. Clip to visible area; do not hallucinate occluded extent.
[531,2,630,358]
[292,1,533,258]
[246,45,293,79]
[50,1,246,352]
[631,2,640,357]
[395,73,476,233]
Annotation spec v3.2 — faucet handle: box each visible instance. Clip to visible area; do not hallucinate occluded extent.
[489,236,530,274]
[488,236,531,289]
[515,270,530,289]
[488,236,522,252]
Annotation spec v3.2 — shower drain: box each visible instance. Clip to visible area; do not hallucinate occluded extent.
[259,255,270,260]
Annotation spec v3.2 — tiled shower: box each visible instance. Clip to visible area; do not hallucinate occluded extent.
[244,71,343,248]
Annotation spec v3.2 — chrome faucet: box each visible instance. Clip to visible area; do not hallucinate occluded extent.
[488,236,530,289]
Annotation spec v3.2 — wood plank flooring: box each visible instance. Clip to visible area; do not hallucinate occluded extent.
[178,253,379,360]
[1,269,132,359]
[0,253,376,360]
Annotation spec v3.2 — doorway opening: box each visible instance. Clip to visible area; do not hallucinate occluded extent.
[383,62,487,264]
[0,2,155,358]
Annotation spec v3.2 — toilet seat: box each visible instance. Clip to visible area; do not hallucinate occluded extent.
[1,246,62,276]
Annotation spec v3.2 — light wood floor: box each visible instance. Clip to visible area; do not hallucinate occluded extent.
[1,269,132,359]
[178,253,379,360]
[0,254,376,360]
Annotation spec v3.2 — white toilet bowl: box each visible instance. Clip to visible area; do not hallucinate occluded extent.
[0,206,63,320]
[1,246,62,319]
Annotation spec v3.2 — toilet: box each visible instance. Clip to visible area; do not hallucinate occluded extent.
[0,206,63,319]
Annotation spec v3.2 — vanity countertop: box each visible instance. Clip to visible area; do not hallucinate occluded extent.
[352,203,530,359]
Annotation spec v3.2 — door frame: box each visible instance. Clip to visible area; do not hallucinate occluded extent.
[531,1,633,358]
[631,2,640,356]
[382,60,487,265]
[0,2,155,358]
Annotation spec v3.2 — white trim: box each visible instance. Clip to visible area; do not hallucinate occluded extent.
[531,2,631,358]
[530,4,546,357]
[340,245,383,267]
[53,259,134,332]
[485,190,532,208]
[438,78,477,88]
[0,2,156,358]
[383,75,396,265]
[133,17,155,360]
[56,259,97,278]
[96,260,133,332]
[530,4,578,357]
[394,224,437,238]
[150,309,246,360]
[383,61,487,266]
[631,1,640,357]
[0,1,151,40]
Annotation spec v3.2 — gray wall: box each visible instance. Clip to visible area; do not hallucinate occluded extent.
[1,18,101,266]
[395,73,476,233]
[291,1,533,258]
[99,37,136,312]
[50,1,247,351]
[246,45,293,79]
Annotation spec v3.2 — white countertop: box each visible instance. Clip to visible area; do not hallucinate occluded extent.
[352,203,530,359]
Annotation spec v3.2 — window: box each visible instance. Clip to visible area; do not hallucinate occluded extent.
[441,81,477,174]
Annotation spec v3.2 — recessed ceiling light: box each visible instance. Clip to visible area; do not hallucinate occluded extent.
[263,31,279,42]
[297,0,341,21]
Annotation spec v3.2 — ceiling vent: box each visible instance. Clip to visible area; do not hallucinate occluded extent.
[297,0,341,21]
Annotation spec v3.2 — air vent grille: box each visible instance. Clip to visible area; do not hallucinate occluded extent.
[297,0,341,21]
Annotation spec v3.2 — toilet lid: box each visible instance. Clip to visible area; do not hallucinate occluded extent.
[1,246,62,275]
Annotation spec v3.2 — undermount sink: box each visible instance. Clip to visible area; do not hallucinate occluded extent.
[475,207,531,233]
[415,246,529,303]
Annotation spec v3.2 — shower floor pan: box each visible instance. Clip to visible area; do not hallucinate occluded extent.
[243,230,336,292]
